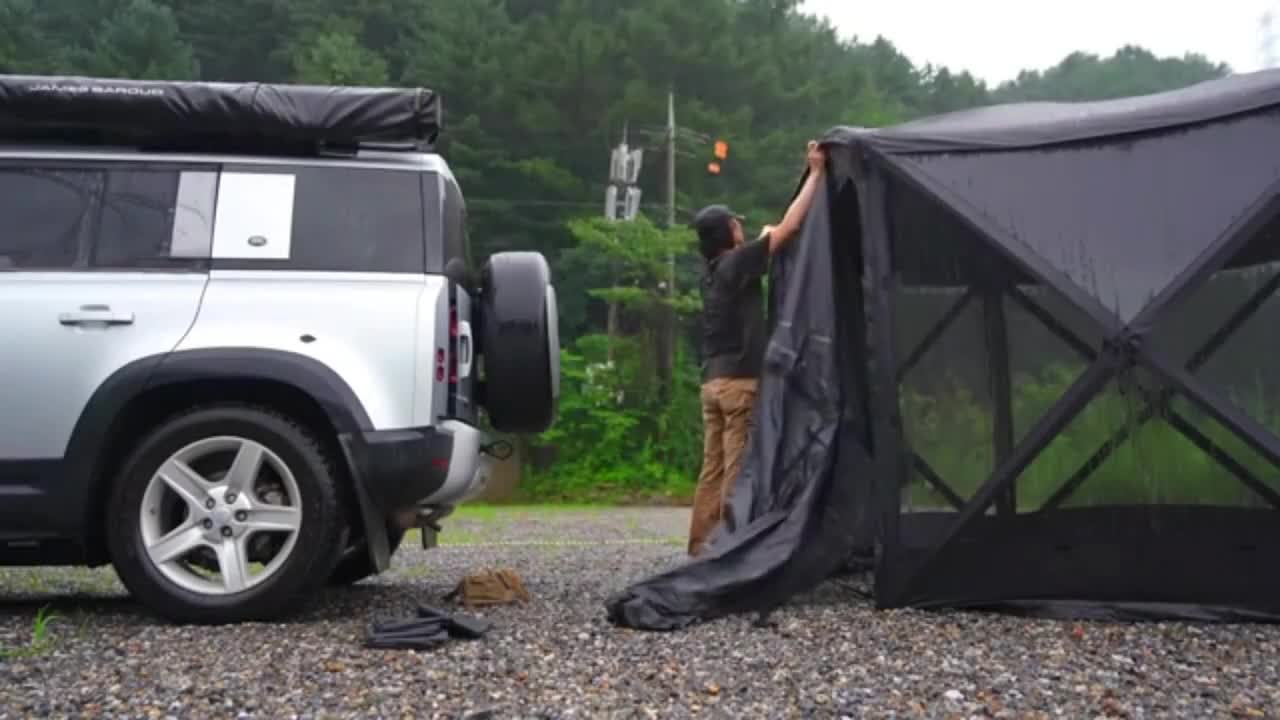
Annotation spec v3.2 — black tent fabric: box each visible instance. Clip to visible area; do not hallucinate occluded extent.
[608,68,1280,630]
[826,67,1280,154]
[605,176,876,631]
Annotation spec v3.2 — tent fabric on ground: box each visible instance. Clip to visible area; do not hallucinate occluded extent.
[606,68,1280,630]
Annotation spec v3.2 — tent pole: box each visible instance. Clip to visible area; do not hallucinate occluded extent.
[1040,271,1280,511]
[1165,411,1280,508]
[1186,270,1280,370]
[1039,410,1150,511]
[896,287,976,382]
[856,158,907,604]
[1143,350,1280,472]
[983,284,1016,515]
[900,357,1116,599]
[1132,180,1280,328]
[873,151,1122,336]
[1006,286,1096,361]
[910,453,966,510]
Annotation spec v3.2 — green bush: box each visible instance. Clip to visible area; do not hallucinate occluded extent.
[517,215,707,504]
[521,333,704,503]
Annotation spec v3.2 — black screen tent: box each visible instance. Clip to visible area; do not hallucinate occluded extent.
[608,68,1280,630]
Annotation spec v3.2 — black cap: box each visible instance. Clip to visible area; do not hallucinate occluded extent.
[690,204,744,235]
[691,204,744,261]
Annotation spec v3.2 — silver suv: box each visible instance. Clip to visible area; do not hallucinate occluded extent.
[0,75,560,624]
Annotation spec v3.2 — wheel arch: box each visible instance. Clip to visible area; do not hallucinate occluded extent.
[68,348,377,565]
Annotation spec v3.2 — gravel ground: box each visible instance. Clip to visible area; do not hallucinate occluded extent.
[2,506,1279,719]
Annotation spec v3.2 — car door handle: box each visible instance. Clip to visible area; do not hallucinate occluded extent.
[59,305,135,326]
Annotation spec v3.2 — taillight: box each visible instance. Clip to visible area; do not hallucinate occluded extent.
[435,348,446,382]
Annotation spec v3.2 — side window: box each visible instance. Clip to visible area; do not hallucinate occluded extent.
[0,167,99,270]
[93,168,218,268]
[441,177,472,273]
[93,169,178,267]
[291,167,425,272]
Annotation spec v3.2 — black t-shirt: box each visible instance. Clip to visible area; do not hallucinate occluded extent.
[700,236,770,381]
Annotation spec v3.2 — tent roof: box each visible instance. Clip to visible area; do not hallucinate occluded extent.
[825,68,1280,155]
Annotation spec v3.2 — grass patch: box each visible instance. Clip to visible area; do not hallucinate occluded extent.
[404,504,614,542]
[512,483,695,506]
[0,605,60,660]
[455,502,613,516]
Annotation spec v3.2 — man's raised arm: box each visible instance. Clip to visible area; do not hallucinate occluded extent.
[763,140,827,255]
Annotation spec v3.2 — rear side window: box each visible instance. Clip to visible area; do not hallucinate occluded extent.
[290,167,425,272]
[0,167,98,270]
[211,165,426,272]
[93,169,180,266]
[93,168,216,268]
[441,177,472,273]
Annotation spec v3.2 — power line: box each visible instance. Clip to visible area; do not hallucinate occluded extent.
[466,198,689,222]
[467,198,670,210]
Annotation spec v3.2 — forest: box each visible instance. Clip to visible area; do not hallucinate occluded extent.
[0,0,1233,502]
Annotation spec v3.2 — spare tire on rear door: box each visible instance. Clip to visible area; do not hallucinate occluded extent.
[477,251,560,434]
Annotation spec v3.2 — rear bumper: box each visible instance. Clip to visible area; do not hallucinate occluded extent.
[338,420,492,570]
[340,420,491,514]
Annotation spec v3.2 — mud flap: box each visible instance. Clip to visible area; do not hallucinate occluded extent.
[337,434,393,573]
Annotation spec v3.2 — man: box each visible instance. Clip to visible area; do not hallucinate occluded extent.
[686,140,827,556]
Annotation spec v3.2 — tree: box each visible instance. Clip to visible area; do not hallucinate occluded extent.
[1,0,1238,500]
[290,17,388,86]
[83,0,199,80]
[994,46,1228,103]
[526,215,704,501]
[0,0,53,74]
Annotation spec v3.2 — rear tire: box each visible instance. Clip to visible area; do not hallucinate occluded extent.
[106,404,347,624]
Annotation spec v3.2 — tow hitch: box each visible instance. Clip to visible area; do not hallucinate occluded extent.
[415,506,455,549]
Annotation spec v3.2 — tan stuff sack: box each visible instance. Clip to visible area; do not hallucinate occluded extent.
[445,568,531,608]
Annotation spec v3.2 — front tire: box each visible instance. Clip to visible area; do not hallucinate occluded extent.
[106,404,347,624]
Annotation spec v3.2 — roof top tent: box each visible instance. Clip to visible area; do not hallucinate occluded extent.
[0,74,442,154]
[608,69,1280,631]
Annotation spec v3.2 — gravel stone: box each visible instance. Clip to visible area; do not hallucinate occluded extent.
[1,507,1279,718]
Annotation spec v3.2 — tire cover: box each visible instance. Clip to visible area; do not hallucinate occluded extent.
[478,251,559,433]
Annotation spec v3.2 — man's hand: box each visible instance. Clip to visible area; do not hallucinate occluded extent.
[806,140,826,174]
[760,224,777,240]
[765,140,828,255]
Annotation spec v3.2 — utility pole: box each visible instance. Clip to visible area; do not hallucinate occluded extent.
[666,90,676,230]
[657,88,678,396]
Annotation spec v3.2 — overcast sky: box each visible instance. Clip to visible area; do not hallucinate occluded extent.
[799,0,1272,87]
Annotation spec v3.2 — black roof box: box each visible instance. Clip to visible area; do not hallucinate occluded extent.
[0,74,441,154]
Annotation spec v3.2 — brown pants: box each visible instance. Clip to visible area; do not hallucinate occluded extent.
[688,377,758,556]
